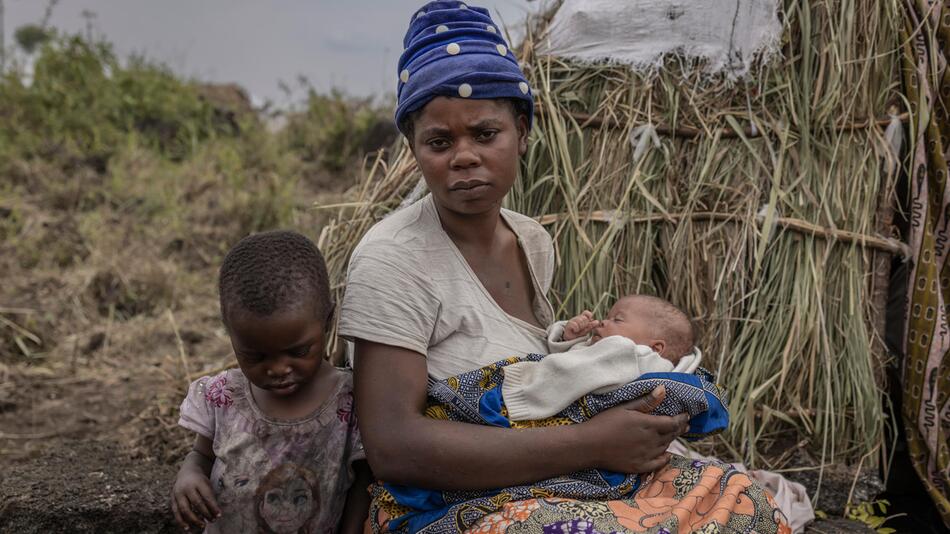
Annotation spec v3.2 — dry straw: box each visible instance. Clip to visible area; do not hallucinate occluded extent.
[319,0,906,471]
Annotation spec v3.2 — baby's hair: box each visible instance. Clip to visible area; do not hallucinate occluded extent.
[622,294,696,358]
[218,230,331,325]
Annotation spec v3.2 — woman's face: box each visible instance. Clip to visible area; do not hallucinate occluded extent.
[410,97,528,217]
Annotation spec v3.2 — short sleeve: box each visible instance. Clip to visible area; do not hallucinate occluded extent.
[339,242,441,356]
[178,374,222,439]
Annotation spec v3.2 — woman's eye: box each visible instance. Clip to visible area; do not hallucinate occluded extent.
[427,138,449,149]
[476,130,498,142]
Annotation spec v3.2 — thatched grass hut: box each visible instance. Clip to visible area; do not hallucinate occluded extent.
[319,0,949,524]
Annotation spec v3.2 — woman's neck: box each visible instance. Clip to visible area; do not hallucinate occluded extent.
[434,201,504,250]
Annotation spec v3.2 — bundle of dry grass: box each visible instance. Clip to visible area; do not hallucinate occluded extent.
[319,0,906,473]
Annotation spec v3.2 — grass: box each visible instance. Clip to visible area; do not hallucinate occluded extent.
[0,30,393,461]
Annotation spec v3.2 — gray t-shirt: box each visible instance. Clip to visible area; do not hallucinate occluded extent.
[339,194,555,379]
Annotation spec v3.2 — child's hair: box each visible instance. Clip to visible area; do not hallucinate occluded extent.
[218,230,331,325]
[622,294,696,358]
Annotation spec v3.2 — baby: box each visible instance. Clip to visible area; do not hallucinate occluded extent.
[556,294,696,364]
[171,230,370,533]
[502,294,702,421]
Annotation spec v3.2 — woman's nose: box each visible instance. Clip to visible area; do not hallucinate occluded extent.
[450,139,480,169]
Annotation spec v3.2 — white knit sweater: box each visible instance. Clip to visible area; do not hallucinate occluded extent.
[501,320,701,421]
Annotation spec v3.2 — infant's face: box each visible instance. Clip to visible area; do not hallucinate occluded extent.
[590,299,654,345]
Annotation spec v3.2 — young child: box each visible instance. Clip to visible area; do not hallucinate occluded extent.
[501,293,704,421]
[171,230,371,534]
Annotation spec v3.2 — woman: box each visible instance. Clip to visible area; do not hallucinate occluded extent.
[339,2,788,532]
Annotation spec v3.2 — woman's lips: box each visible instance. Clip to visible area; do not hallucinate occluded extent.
[449,179,489,191]
[449,180,490,199]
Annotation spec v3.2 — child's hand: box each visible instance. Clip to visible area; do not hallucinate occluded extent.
[563,310,601,341]
[171,467,221,531]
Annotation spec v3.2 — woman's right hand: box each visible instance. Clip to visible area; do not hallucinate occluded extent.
[585,385,689,474]
[171,461,221,531]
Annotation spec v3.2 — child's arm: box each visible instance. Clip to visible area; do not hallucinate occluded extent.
[338,460,373,534]
[171,434,222,531]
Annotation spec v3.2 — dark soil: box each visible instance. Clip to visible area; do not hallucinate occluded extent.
[0,440,178,533]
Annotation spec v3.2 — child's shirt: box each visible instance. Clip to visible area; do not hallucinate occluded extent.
[178,367,364,534]
[500,320,702,421]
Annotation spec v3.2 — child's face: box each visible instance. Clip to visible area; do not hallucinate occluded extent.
[591,299,655,348]
[227,307,326,398]
[410,97,528,217]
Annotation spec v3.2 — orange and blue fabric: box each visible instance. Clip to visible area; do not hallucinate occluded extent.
[368,355,789,534]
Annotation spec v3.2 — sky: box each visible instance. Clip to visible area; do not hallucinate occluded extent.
[3,0,538,107]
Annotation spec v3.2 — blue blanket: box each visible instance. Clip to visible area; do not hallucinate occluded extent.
[372,354,730,534]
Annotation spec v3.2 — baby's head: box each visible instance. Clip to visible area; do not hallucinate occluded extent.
[591,295,695,363]
[219,230,332,397]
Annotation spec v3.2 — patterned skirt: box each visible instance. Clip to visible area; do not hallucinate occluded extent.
[370,455,791,534]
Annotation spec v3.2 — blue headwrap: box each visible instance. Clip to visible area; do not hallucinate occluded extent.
[395,1,534,134]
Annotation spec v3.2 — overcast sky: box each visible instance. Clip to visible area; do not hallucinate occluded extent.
[4,0,537,106]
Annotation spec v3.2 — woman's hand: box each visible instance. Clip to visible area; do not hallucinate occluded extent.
[585,385,689,474]
[171,463,221,530]
[563,310,601,341]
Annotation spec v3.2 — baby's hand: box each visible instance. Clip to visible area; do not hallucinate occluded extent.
[171,468,221,531]
[563,310,601,341]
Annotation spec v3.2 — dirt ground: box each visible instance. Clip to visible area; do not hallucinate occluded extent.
[0,441,178,533]
[0,142,352,531]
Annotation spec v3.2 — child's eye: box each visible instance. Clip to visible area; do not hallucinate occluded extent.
[238,351,264,362]
[288,344,312,358]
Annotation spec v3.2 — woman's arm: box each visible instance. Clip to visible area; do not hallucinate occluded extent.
[354,339,689,490]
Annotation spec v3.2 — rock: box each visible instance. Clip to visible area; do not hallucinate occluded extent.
[805,518,875,533]
[784,463,884,516]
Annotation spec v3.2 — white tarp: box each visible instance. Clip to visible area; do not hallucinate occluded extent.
[544,0,781,78]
